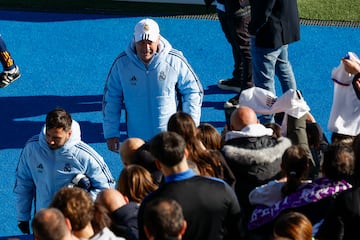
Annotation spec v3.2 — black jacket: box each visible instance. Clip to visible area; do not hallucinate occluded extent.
[110,202,139,240]
[316,187,360,240]
[138,174,242,240]
[249,0,300,48]
[221,136,291,224]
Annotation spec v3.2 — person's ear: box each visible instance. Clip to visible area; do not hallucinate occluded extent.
[184,148,189,159]
[155,159,162,170]
[179,220,187,236]
[144,226,154,240]
[123,195,129,204]
[67,129,72,138]
[64,217,72,231]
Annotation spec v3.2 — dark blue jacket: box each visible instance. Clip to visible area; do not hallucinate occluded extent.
[138,170,242,240]
[249,0,300,48]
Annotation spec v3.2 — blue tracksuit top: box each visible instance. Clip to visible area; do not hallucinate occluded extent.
[14,120,115,221]
[102,36,203,141]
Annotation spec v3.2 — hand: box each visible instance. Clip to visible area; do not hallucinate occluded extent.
[106,137,120,153]
[18,221,30,234]
[342,58,360,75]
[72,173,92,191]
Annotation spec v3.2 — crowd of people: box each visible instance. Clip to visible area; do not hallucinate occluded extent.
[9,1,360,239]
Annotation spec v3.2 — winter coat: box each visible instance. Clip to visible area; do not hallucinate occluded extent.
[249,0,300,48]
[102,36,203,141]
[221,125,291,224]
[14,120,115,221]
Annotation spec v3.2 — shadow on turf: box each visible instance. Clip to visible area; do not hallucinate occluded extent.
[0,95,112,149]
[0,10,127,22]
[0,1,216,22]
[0,94,226,149]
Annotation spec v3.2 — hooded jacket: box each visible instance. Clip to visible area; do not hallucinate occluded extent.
[14,120,115,221]
[91,227,125,240]
[221,124,291,224]
[102,36,203,141]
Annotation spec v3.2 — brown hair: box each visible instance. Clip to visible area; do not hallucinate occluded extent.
[197,123,222,150]
[46,108,72,131]
[273,211,313,240]
[322,142,355,181]
[50,187,94,231]
[167,112,222,177]
[117,164,158,203]
[281,145,310,197]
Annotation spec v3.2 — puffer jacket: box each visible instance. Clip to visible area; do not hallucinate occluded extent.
[102,36,203,141]
[14,120,115,221]
[221,125,291,225]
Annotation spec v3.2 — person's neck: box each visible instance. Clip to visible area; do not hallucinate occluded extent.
[162,161,189,177]
[73,223,94,239]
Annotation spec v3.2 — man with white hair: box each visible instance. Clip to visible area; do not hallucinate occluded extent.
[103,18,203,152]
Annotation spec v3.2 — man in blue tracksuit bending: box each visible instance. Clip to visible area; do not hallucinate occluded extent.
[14,108,115,234]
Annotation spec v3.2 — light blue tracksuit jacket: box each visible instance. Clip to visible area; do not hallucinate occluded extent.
[13,120,115,221]
[102,36,203,141]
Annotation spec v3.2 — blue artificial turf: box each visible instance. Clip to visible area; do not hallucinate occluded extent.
[0,9,359,237]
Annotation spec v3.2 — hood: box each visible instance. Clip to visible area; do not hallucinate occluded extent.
[126,36,172,69]
[225,124,273,141]
[222,137,291,166]
[39,120,81,152]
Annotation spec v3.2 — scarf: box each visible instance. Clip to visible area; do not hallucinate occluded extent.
[248,177,352,230]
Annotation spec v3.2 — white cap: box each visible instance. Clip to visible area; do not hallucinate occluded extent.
[134,18,160,43]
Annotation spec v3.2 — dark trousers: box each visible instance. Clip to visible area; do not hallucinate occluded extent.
[217,9,253,90]
[0,35,15,71]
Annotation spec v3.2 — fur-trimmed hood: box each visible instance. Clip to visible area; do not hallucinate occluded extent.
[222,137,291,166]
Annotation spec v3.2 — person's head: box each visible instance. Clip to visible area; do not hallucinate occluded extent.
[321,143,355,181]
[91,202,112,235]
[96,189,128,213]
[230,106,259,131]
[149,131,187,168]
[132,142,163,185]
[143,198,187,240]
[95,189,131,237]
[353,133,360,166]
[167,112,220,177]
[331,132,355,145]
[117,164,158,203]
[50,187,94,235]
[167,112,197,143]
[351,134,360,186]
[45,108,72,150]
[306,122,324,149]
[32,208,74,240]
[120,137,145,166]
[133,18,160,63]
[281,145,311,196]
[196,123,222,150]
[273,211,313,240]
[264,122,282,139]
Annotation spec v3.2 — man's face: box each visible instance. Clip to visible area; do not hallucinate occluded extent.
[46,128,71,150]
[135,39,159,63]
